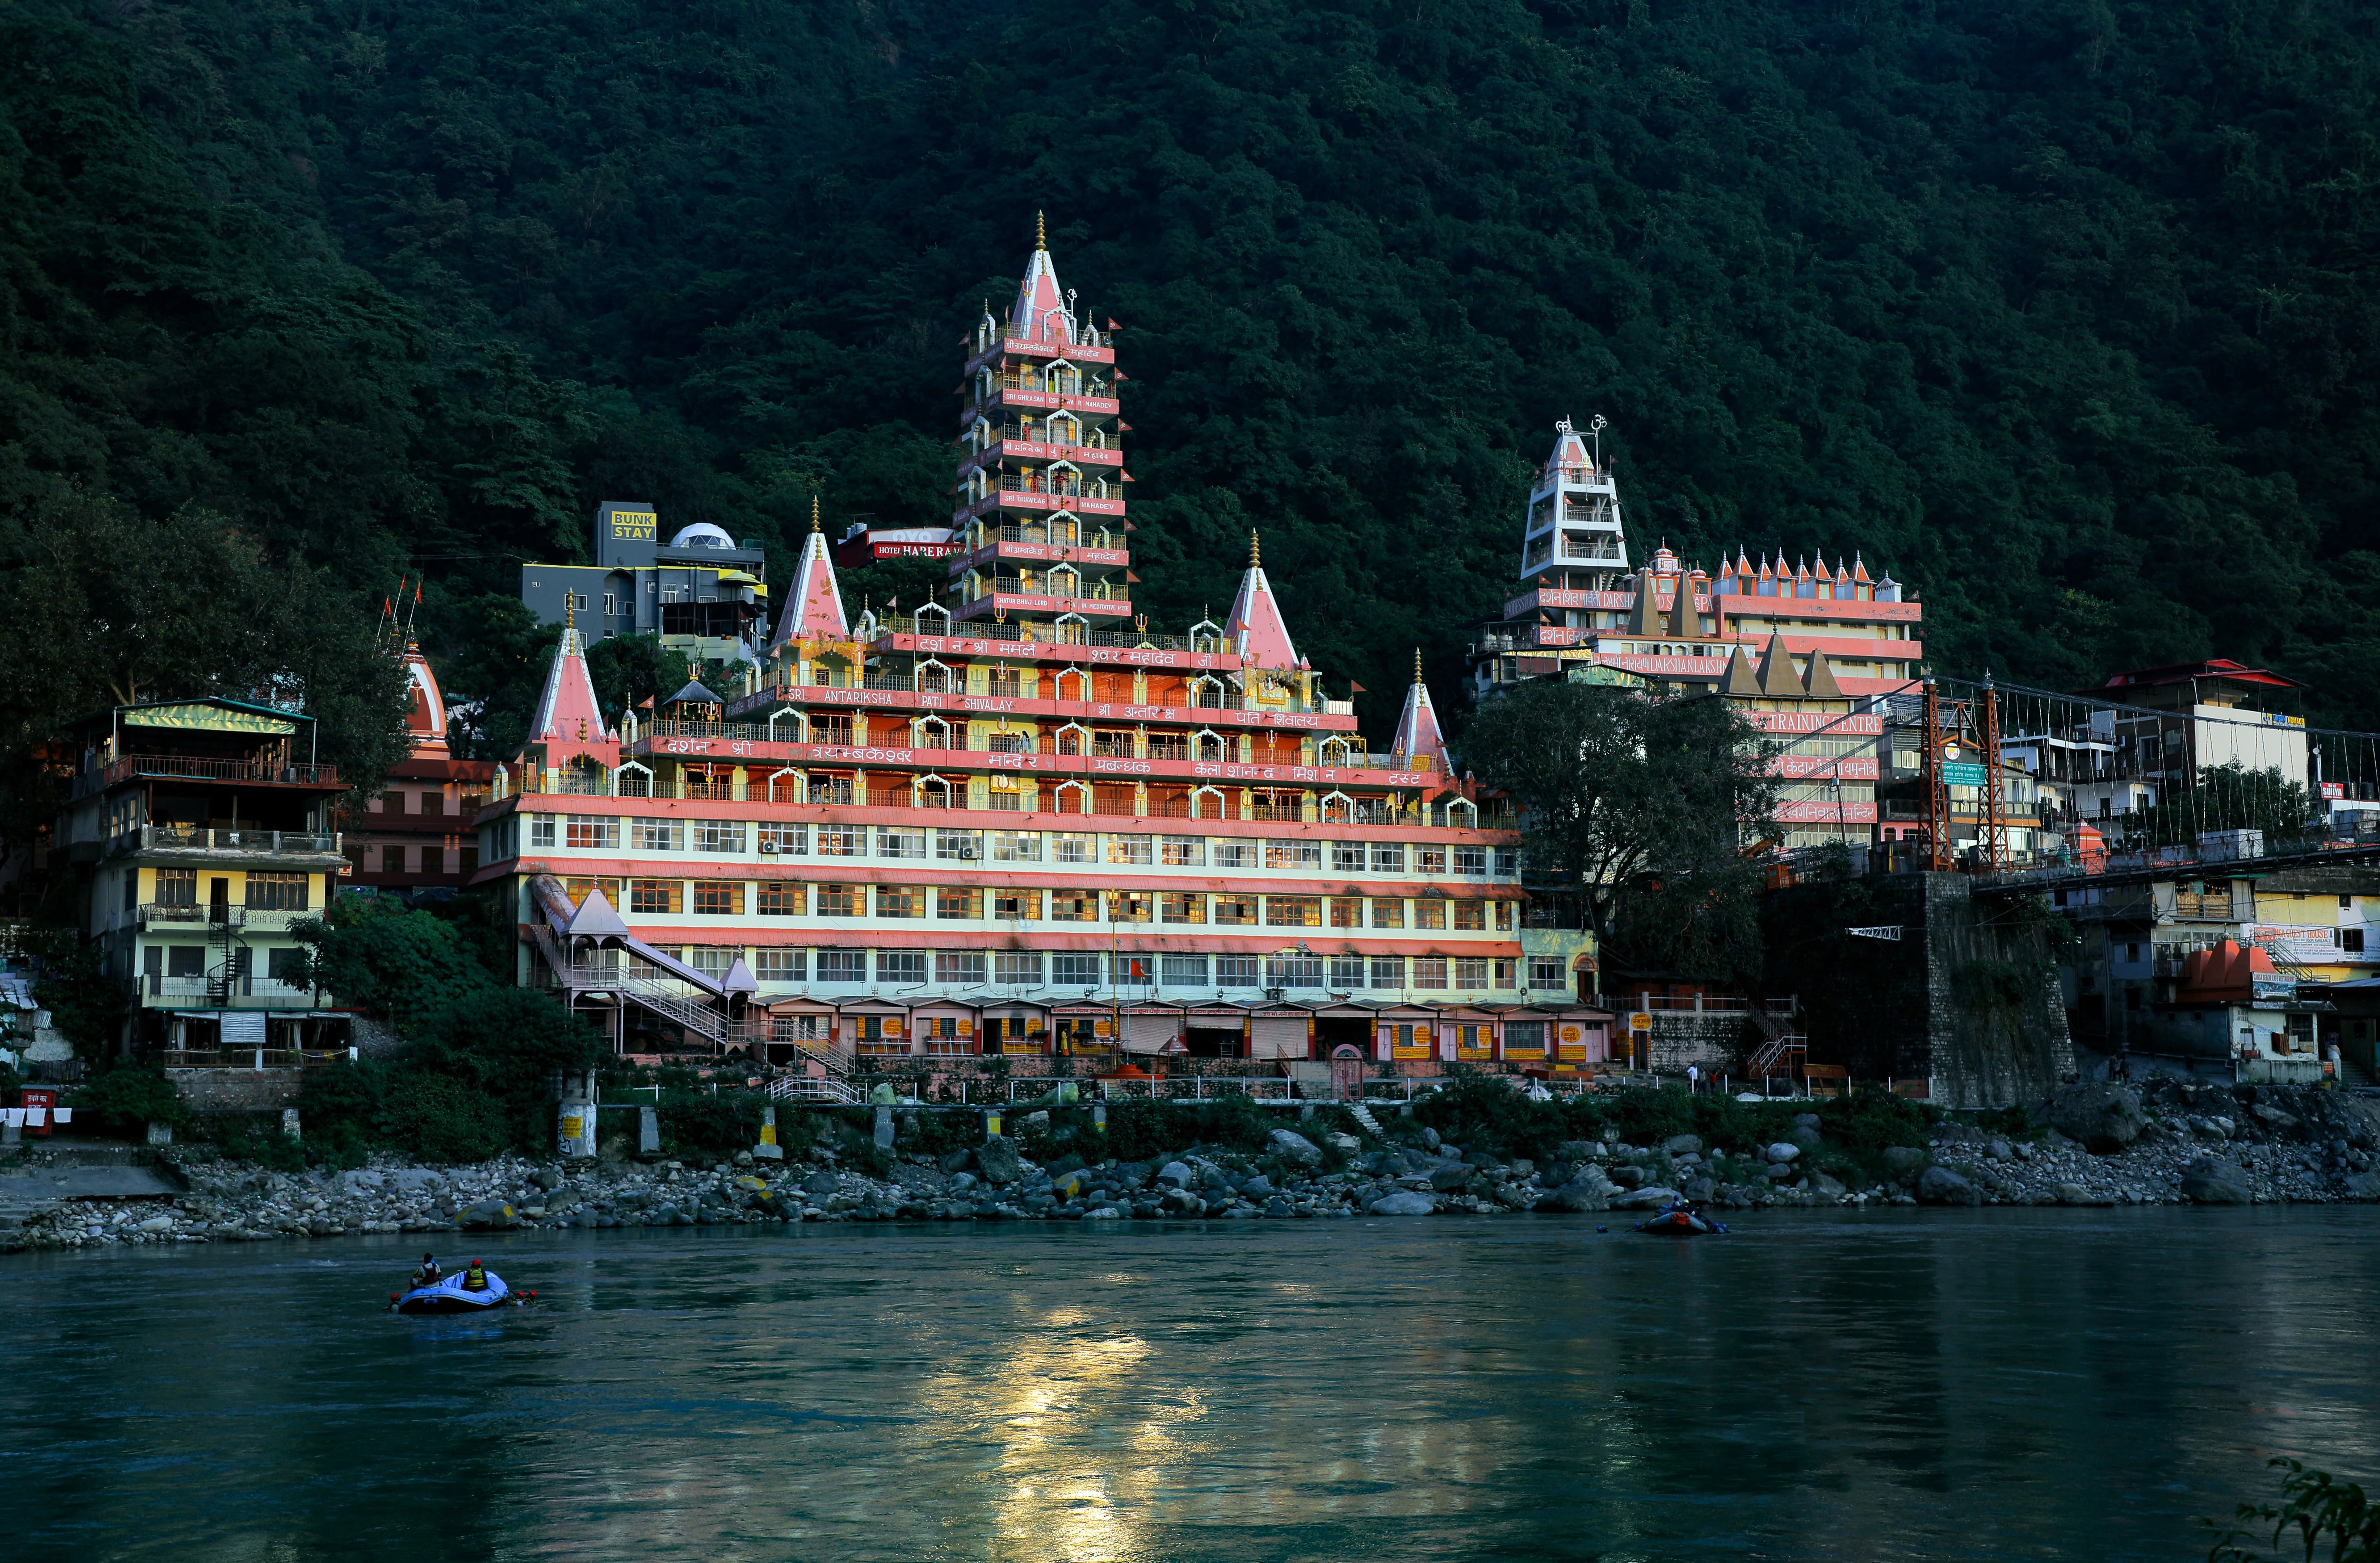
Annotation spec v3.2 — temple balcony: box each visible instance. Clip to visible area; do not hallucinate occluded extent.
[969,386,1120,420]
[955,488,1126,525]
[952,588,1131,622]
[624,726,1434,787]
[861,617,1234,660]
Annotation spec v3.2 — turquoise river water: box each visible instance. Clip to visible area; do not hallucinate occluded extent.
[4,1207,2378,1561]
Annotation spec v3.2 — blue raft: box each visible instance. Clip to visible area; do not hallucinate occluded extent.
[390,1271,524,1315]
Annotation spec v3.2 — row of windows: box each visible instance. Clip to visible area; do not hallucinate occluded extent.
[530,817,1514,875]
[643,948,1542,991]
[144,870,311,911]
[582,879,1514,929]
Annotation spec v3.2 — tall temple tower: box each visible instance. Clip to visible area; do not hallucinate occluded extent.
[950,215,1129,633]
[1518,419,1628,590]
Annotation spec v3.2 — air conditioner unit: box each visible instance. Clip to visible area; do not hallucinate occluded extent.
[958,846,979,859]
[1264,986,1287,1001]
[759,841,779,854]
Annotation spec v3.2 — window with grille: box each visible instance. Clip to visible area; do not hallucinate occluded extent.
[1265,896,1322,927]
[244,872,309,911]
[992,889,1039,920]
[633,820,680,852]
[759,823,806,854]
[1265,839,1321,869]
[1418,847,1448,875]
[937,887,982,919]
[937,951,987,984]
[1052,954,1101,986]
[1495,958,1516,986]
[1160,892,1204,924]
[755,948,805,982]
[1330,955,1367,988]
[1107,835,1152,865]
[1053,831,1095,863]
[1370,843,1405,873]
[1267,956,1323,987]
[1454,1021,1492,1053]
[631,880,680,914]
[692,882,740,916]
[990,830,1041,862]
[878,826,926,859]
[1161,955,1208,987]
[1328,898,1360,928]
[1160,836,1205,867]
[567,815,621,850]
[1332,842,1365,872]
[936,829,984,861]
[1414,957,1448,988]
[876,886,923,918]
[758,881,806,916]
[1454,845,1488,875]
[1504,1020,1547,1054]
[877,950,927,984]
[1048,890,1098,921]
[1495,848,1518,876]
[1414,901,1447,930]
[1107,891,1154,922]
[813,714,855,744]
[1371,899,1405,928]
[817,884,861,917]
[1456,959,1490,990]
[687,946,734,978]
[1215,955,1260,987]
[995,951,1044,986]
[817,825,862,856]
[816,949,865,983]
[1528,957,1566,988]
[155,868,197,907]
[1370,956,1404,988]
[528,817,557,848]
[1453,901,1487,931]
[693,820,745,854]
[1211,839,1254,868]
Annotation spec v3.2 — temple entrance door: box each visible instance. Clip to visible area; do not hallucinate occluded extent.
[1330,1044,1366,1101]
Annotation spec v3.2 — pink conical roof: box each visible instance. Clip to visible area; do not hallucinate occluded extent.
[532,626,610,745]
[770,513,848,653]
[1226,533,1301,670]
[1545,424,1593,475]
[1010,215,1071,345]
[1393,651,1446,769]
[400,642,449,758]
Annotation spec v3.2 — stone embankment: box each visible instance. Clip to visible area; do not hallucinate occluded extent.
[3,1080,2374,1253]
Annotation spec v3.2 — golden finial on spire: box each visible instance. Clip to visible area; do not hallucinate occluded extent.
[1250,530,1261,567]
[1414,648,1424,684]
[1036,210,1047,251]
[565,593,575,633]
[810,495,820,533]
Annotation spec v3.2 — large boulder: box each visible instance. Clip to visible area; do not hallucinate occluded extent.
[1915,1166,1980,1206]
[1765,1142,1801,1164]
[2343,1170,2380,1202]
[1369,1191,1438,1216]
[974,1138,1024,1186]
[1268,1128,1323,1166]
[1155,1160,1194,1189]
[1556,1140,1602,1162]
[2048,1082,2146,1154]
[1610,1186,1683,1210]
[2181,1160,2255,1205]
[1882,1145,1928,1176]
[1428,1162,1474,1192]
[1535,1174,1611,1214]
[456,1198,519,1230]
[1661,1134,1704,1156]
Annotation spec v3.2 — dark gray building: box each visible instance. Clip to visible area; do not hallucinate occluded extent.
[519,501,771,655]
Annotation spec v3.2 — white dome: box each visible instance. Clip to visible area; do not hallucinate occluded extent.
[670,522,736,549]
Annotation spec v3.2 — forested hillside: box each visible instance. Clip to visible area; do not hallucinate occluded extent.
[4,0,2376,761]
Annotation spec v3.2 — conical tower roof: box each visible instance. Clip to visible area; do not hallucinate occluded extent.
[531,622,611,745]
[399,641,449,759]
[1392,649,1446,771]
[769,498,849,653]
[1225,531,1301,670]
[1010,211,1072,345]
[1803,648,1844,699]
[1755,632,1805,697]
[1721,645,1763,695]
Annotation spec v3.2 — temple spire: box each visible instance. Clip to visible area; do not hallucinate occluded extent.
[1393,649,1446,771]
[1225,536,1301,671]
[770,499,849,654]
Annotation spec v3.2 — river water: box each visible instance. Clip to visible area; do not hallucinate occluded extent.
[6,1207,2377,1561]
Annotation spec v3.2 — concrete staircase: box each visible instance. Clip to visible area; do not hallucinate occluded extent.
[1347,1102,1385,1137]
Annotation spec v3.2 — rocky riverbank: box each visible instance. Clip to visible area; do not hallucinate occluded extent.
[4,1080,2375,1254]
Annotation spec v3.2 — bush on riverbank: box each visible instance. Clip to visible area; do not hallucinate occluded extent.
[68,1066,189,1136]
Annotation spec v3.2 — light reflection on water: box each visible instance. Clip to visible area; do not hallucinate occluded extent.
[3,1208,2377,1562]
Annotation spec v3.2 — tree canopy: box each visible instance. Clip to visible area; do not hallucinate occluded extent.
[4,0,2379,785]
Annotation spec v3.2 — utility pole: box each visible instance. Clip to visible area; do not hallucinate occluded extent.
[1980,674,2006,871]
[1923,676,1953,872]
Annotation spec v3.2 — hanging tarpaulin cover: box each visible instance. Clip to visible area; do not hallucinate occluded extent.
[122,701,298,736]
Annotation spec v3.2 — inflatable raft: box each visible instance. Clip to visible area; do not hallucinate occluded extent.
[1633,1208,1726,1236]
[389,1271,531,1314]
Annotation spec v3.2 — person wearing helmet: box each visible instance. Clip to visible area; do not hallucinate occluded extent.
[461,1259,489,1292]
[412,1253,441,1287]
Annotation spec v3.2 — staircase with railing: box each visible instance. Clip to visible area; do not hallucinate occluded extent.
[533,927,766,1052]
[1747,1005,1808,1080]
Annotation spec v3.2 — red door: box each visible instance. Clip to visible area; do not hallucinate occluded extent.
[1330,1045,1365,1101]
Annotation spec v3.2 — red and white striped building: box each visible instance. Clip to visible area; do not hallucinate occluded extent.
[470,229,1612,1071]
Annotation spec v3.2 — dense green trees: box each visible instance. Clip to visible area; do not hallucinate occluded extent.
[4,0,2378,759]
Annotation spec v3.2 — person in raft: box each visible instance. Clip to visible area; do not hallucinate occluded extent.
[461,1260,490,1292]
[412,1253,441,1288]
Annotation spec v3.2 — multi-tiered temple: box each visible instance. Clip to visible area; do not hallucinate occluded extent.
[1470,422,1927,848]
[474,229,1609,1074]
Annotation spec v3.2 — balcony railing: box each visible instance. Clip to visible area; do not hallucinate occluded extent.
[75,755,340,800]
[138,903,309,930]
[128,826,341,856]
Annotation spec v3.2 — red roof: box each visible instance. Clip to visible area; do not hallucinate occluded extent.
[2091,659,2305,693]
